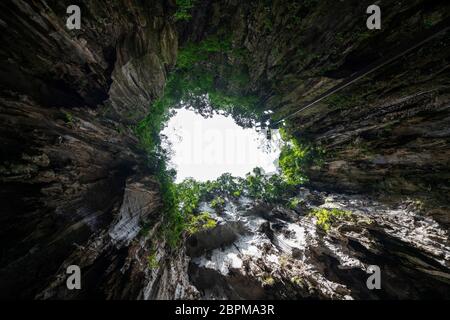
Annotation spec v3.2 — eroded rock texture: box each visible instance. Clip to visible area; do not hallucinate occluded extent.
[0,0,449,300]
[0,0,192,299]
[188,190,449,299]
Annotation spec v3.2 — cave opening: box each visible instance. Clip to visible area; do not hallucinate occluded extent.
[161,106,283,183]
[132,33,316,250]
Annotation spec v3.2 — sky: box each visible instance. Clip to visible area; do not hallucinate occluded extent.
[161,108,283,182]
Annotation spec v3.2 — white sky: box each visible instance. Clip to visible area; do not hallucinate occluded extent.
[161,108,283,182]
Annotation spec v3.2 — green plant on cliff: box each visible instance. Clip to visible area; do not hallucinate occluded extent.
[134,107,182,247]
[159,172,183,248]
[186,212,217,234]
[278,127,324,185]
[279,142,310,185]
[210,196,225,209]
[147,251,159,269]
[63,111,74,125]
[164,177,204,247]
[174,0,197,21]
[288,197,301,209]
[135,108,169,156]
[203,173,243,198]
[309,207,352,232]
[176,178,203,216]
[243,167,296,203]
[176,36,232,69]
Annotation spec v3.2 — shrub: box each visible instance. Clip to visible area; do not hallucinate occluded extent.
[147,252,159,269]
[278,128,324,185]
[186,212,217,234]
[174,0,197,21]
[288,198,301,209]
[279,141,310,185]
[261,276,275,286]
[291,275,302,286]
[309,208,352,231]
[243,167,296,203]
[63,111,74,124]
[210,196,225,209]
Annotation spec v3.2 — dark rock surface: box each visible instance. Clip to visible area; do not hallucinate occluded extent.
[0,0,184,299]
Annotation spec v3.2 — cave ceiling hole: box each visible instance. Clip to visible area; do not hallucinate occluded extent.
[160,98,283,183]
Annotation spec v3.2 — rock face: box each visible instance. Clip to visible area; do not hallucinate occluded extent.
[109,177,161,247]
[188,190,450,299]
[0,0,185,299]
[0,0,449,300]
[0,0,177,117]
[37,175,198,300]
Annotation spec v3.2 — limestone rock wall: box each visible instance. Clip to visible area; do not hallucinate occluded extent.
[0,0,182,299]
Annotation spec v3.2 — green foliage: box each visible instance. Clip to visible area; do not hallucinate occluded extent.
[176,178,203,216]
[279,141,310,185]
[309,208,352,232]
[244,167,296,203]
[134,107,181,247]
[288,198,301,209]
[210,196,225,210]
[201,173,244,199]
[159,171,184,248]
[186,211,217,234]
[291,275,303,286]
[135,100,172,156]
[278,128,323,185]
[261,275,275,286]
[164,177,204,248]
[147,252,159,269]
[176,170,298,208]
[63,111,74,124]
[176,36,232,69]
[174,0,197,21]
